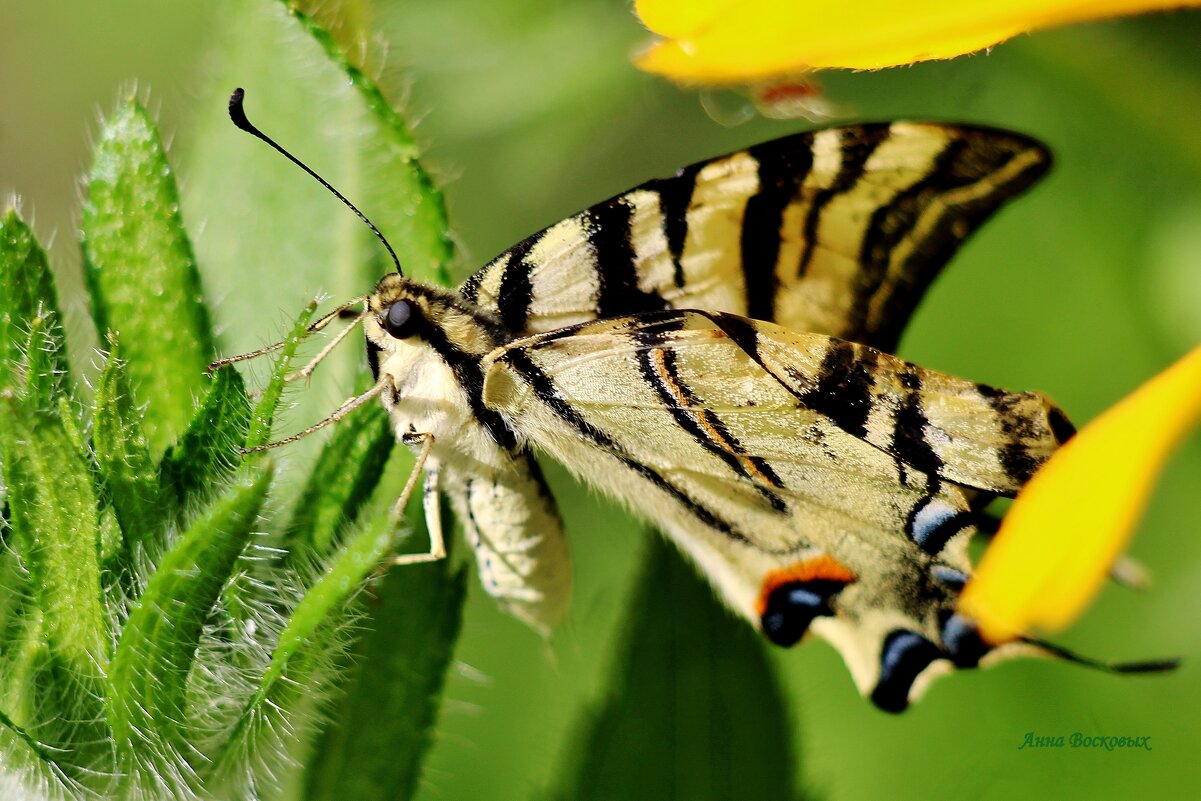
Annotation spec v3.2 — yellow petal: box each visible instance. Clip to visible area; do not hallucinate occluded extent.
[634,0,1201,82]
[958,344,1201,644]
[634,0,734,39]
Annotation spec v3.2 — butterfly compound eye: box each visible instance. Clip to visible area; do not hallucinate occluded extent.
[383,299,418,339]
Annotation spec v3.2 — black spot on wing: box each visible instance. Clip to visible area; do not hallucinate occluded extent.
[974,382,1060,492]
[939,612,991,668]
[1048,406,1076,445]
[930,565,970,594]
[796,339,876,441]
[904,495,972,556]
[893,367,942,477]
[760,579,847,647]
[871,630,945,713]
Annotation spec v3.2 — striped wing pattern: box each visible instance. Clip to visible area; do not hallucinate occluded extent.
[481,310,1071,708]
[460,122,1049,351]
[434,122,1055,709]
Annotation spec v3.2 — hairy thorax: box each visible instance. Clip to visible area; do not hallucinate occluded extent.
[366,275,518,478]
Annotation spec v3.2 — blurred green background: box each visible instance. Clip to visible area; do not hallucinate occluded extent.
[3,1,1200,798]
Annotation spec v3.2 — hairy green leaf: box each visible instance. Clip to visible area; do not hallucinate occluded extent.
[158,366,251,512]
[93,338,162,567]
[106,466,272,787]
[81,97,214,455]
[0,397,108,704]
[550,536,798,801]
[303,500,465,801]
[0,611,44,731]
[16,316,67,412]
[213,506,399,792]
[0,551,30,658]
[0,208,68,396]
[0,706,61,785]
[95,505,126,584]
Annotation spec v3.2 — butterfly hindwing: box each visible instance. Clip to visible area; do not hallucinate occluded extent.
[480,309,1070,707]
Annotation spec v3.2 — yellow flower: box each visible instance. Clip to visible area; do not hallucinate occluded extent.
[634,0,1201,82]
[958,344,1201,644]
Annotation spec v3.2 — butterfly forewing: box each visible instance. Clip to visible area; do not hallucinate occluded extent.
[460,122,1049,351]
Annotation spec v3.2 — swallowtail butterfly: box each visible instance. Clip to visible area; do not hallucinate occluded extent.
[219,89,1087,712]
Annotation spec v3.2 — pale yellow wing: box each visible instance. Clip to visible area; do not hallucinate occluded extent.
[480,309,1070,710]
[485,309,1068,503]
[460,123,1049,352]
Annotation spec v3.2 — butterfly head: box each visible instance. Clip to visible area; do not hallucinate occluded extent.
[366,274,508,367]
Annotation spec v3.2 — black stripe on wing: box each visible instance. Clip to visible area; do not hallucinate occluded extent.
[656,162,704,289]
[633,327,789,513]
[585,201,668,318]
[497,347,771,550]
[795,126,891,279]
[856,130,1050,352]
[461,124,1048,357]
[848,138,974,343]
[740,140,813,321]
[497,238,535,333]
[796,339,878,442]
[419,313,520,451]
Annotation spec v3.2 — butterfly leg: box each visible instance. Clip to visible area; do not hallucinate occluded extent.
[208,293,369,372]
[388,431,447,567]
[286,306,371,382]
[242,379,388,453]
[422,460,443,560]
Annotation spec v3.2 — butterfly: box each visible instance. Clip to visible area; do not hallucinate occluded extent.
[218,89,1080,712]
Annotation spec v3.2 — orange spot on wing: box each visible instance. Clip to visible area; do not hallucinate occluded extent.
[756,555,856,617]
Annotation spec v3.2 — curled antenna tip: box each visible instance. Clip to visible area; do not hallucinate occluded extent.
[224,86,406,277]
[228,88,251,130]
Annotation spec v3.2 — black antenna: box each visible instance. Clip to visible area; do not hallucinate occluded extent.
[228,87,404,276]
[1023,637,1179,675]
